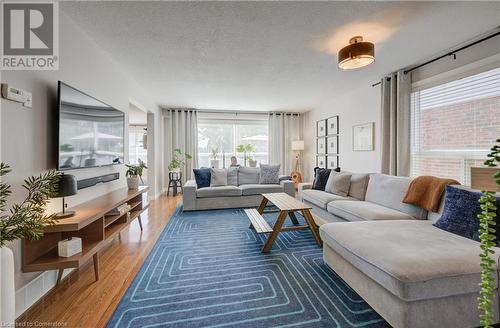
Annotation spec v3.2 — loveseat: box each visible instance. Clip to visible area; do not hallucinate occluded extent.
[183,167,295,211]
[300,172,500,327]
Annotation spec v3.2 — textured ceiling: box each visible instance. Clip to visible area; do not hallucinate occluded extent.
[61,1,500,112]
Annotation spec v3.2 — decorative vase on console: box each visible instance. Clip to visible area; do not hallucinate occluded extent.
[125,159,147,190]
[0,163,59,326]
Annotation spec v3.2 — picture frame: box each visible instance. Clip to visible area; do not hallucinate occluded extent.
[316,156,326,169]
[327,116,339,135]
[326,136,339,154]
[326,155,339,169]
[316,137,326,154]
[317,120,326,137]
[353,122,374,151]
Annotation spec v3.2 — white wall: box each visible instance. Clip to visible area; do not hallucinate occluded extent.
[0,13,160,315]
[302,84,381,181]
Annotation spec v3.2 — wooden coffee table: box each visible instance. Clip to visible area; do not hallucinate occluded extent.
[245,192,323,253]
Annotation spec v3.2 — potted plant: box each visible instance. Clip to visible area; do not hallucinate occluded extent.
[168,149,192,178]
[477,138,500,328]
[0,163,59,326]
[125,159,147,190]
[210,147,220,169]
[236,144,255,167]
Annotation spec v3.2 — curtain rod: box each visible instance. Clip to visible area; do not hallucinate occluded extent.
[167,108,302,115]
[371,28,500,87]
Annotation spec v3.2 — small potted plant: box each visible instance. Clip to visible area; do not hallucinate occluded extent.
[125,159,147,190]
[0,163,59,325]
[237,144,256,167]
[168,149,192,174]
[210,147,219,169]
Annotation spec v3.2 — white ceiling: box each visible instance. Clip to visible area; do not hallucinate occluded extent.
[61,1,500,112]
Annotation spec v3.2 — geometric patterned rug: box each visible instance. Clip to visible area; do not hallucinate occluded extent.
[107,206,390,328]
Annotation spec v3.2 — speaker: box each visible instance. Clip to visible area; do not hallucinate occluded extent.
[77,172,120,190]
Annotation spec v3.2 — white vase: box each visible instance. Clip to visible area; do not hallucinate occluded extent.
[0,247,15,327]
[248,159,257,167]
[127,176,139,190]
[210,159,220,169]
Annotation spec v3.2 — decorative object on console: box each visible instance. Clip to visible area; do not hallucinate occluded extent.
[210,147,220,169]
[125,159,147,190]
[317,119,326,137]
[316,156,326,169]
[0,163,59,326]
[290,140,304,188]
[312,167,331,191]
[54,173,78,218]
[193,168,211,188]
[259,164,280,184]
[353,122,374,151]
[57,237,82,258]
[477,138,500,328]
[338,36,375,70]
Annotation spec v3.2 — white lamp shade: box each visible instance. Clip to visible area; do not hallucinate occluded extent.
[291,140,305,151]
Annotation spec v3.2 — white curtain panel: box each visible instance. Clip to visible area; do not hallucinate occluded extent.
[163,109,198,181]
[268,113,302,175]
[380,70,411,176]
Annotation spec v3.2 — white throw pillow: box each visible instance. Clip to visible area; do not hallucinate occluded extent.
[210,168,228,186]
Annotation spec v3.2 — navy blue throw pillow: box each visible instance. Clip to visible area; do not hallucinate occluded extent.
[434,185,500,243]
[312,167,331,191]
[193,168,211,188]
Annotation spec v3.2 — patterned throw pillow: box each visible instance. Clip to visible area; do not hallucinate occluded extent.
[434,185,500,242]
[312,167,331,191]
[193,168,211,188]
[259,164,280,184]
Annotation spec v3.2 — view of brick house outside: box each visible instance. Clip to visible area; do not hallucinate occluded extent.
[411,68,500,185]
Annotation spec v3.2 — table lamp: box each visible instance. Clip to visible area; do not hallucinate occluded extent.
[54,173,77,219]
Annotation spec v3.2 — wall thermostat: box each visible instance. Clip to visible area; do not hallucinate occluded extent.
[1,83,32,108]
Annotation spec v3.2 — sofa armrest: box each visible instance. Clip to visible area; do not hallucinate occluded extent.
[298,182,313,201]
[281,180,295,197]
[279,174,292,182]
[183,180,197,211]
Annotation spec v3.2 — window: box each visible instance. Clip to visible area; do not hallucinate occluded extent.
[129,127,147,165]
[410,67,500,185]
[198,117,268,168]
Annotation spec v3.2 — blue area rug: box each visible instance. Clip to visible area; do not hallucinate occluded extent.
[107,207,389,328]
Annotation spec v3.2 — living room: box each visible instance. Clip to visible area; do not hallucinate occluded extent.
[0,1,499,328]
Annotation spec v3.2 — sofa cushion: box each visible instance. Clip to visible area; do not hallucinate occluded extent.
[328,172,352,197]
[365,174,427,219]
[227,167,238,186]
[302,189,354,209]
[348,173,370,200]
[193,168,211,188]
[312,167,331,191]
[240,184,282,196]
[259,164,280,184]
[238,167,260,185]
[327,200,417,222]
[196,186,242,198]
[320,220,500,301]
[210,168,227,187]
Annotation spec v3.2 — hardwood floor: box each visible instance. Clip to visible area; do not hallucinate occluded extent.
[17,194,182,328]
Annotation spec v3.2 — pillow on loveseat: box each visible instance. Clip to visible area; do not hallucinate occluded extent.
[434,185,500,242]
[259,164,280,184]
[193,168,211,188]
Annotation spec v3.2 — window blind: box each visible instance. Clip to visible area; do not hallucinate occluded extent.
[410,67,500,185]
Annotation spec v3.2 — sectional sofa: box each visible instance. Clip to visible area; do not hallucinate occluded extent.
[299,173,500,328]
[183,167,295,211]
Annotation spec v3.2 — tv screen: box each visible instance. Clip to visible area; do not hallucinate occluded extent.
[58,81,124,170]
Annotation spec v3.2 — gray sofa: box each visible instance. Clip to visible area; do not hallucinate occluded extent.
[183,167,295,211]
[300,172,500,327]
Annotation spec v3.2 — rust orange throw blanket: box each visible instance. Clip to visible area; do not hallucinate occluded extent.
[403,176,460,212]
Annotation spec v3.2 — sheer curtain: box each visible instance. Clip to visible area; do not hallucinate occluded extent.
[380,71,411,176]
[163,109,198,181]
[268,113,302,175]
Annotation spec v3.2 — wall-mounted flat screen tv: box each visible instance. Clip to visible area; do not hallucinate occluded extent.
[57,81,124,170]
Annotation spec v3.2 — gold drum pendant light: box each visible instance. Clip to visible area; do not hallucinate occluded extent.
[338,36,375,70]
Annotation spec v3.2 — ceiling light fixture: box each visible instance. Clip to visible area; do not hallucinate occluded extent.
[338,36,375,70]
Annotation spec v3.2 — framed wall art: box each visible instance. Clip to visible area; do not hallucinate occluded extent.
[317,120,326,137]
[317,137,326,154]
[326,136,338,154]
[327,116,339,135]
[326,156,339,169]
[316,156,326,169]
[353,122,374,151]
